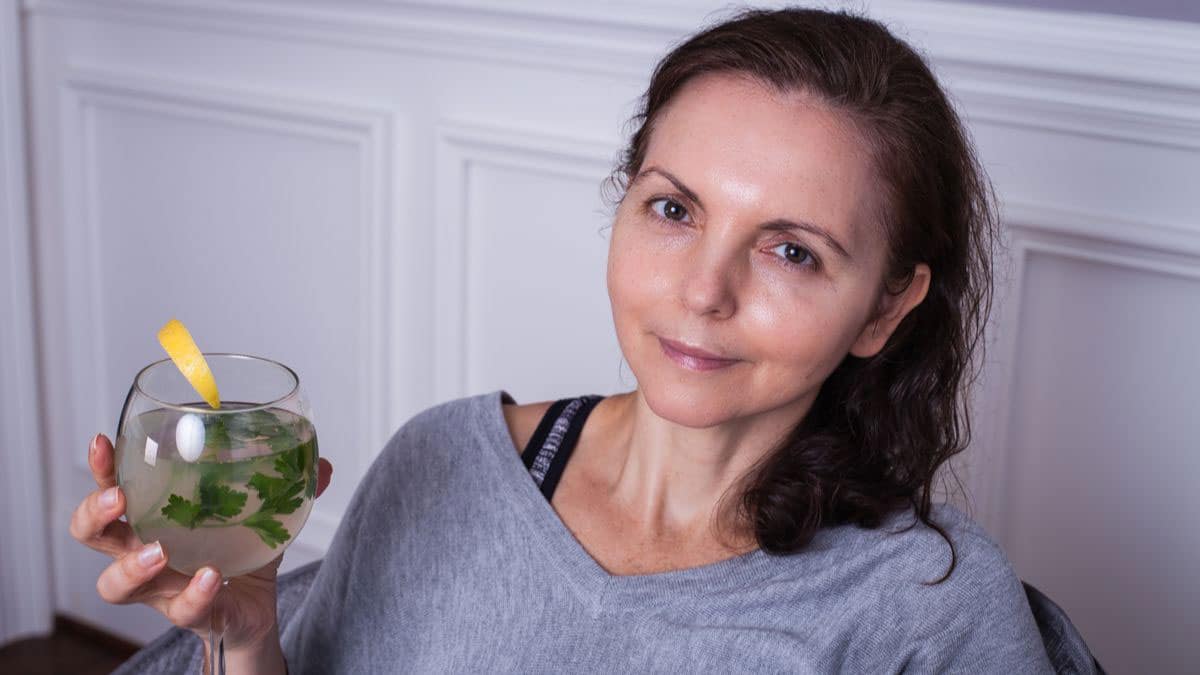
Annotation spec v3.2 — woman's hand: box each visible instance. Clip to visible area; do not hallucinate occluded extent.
[69,433,332,668]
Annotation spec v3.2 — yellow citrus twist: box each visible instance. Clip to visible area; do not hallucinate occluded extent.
[156,319,221,409]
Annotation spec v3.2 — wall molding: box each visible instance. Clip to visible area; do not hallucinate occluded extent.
[21,0,1200,171]
[432,121,614,402]
[22,0,679,78]
[1004,200,1200,259]
[0,0,54,644]
[867,0,1200,91]
[951,77,1200,153]
[970,200,1200,540]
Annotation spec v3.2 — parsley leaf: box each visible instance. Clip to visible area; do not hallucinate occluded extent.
[198,473,248,519]
[274,443,305,483]
[282,438,319,498]
[162,474,248,528]
[203,408,299,450]
[202,415,233,450]
[161,494,204,528]
[304,438,319,499]
[248,472,304,515]
[242,511,290,548]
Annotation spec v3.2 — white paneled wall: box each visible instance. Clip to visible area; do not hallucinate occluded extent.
[0,0,53,647]
[9,0,1199,671]
[1003,239,1200,667]
[433,122,623,404]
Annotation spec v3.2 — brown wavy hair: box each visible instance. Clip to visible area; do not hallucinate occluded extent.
[604,7,999,584]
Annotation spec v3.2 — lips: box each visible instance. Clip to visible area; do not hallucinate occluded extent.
[658,336,740,372]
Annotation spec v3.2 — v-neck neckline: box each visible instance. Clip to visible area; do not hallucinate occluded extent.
[477,388,863,615]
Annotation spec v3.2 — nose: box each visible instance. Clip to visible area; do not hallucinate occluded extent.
[681,239,739,320]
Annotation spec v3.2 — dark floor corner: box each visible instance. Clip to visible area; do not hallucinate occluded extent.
[0,615,140,675]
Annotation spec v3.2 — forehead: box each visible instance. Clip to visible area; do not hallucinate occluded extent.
[642,73,882,249]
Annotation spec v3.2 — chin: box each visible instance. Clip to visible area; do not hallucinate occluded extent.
[637,380,742,429]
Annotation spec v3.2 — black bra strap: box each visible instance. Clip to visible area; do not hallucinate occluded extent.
[520,395,604,500]
[538,395,603,501]
[521,398,572,470]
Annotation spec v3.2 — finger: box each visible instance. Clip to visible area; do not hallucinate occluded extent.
[88,433,118,489]
[315,458,333,498]
[69,486,141,556]
[163,567,222,629]
[96,541,169,604]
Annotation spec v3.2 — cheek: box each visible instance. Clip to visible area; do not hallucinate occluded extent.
[606,227,641,350]
[740,284,864,372]
[607,224,671,317]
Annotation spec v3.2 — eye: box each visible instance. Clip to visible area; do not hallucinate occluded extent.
[771,242,819,271]
[648,197,690,223]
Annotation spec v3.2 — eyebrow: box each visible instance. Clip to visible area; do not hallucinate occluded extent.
[634,166,854,262]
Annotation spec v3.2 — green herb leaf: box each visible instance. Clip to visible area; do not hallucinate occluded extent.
[274,443,305,483]
[207,409,275,443]
[198,473,248,519]
[248,472,304,515]
[242,511,290,548]
[203,416,233,450]
[162,494,204,528]
[304,439,319,499]
[247,410,291,442]
[247,409,283,430]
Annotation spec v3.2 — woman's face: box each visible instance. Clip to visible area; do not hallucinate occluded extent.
[607,73,925,429]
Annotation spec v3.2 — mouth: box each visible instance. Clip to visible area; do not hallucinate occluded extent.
[657,336,741,372]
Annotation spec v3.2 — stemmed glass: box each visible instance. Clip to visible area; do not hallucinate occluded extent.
[114,353,318,674]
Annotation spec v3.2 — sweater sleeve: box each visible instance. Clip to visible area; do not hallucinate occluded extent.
[278,418,419,674]
[901,534,1055,674]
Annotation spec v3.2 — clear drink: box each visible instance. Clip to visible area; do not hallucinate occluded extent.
[115,404,318,577]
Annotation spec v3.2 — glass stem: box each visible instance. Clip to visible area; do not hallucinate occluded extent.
[204,580,229,675]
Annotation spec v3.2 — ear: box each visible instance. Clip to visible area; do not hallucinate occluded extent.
[849,263,931,358]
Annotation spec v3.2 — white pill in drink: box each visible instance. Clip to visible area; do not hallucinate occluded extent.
[175,413,206,462]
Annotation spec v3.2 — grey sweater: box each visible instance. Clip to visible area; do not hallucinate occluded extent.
[275,389,1053,673]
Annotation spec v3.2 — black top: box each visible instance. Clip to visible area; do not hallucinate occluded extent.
[519,395,605,501]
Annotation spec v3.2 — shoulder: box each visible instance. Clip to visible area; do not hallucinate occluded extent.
[874,504,1052,671]
[363,392,494,474]
[801,503,1033,632]
[923,503,1030,611]
[381,390,555,459]
[922,503,1020,593]
[856,503,1021,595]
[872,505,1046,653]
[897,502,1008,568]
[501,398,556,456]
[804,504,1050,671]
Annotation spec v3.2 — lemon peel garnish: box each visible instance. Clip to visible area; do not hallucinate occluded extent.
[156,319,221,409]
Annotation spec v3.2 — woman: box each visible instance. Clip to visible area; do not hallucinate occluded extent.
[73,7,1054,673]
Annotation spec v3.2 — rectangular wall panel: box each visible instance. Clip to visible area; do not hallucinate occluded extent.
[464,161,622,402]
[434,123,626,405]
[1004,250,1200,673]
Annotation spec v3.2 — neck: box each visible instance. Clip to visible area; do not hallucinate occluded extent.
[592,389,811,552]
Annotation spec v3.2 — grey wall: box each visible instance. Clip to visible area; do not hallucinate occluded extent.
[949,0,1200,23]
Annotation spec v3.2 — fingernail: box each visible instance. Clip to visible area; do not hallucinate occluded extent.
[138,541,163,567]
[198,568,219,592]
[100,487,119,508]
[90,434,101,455]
